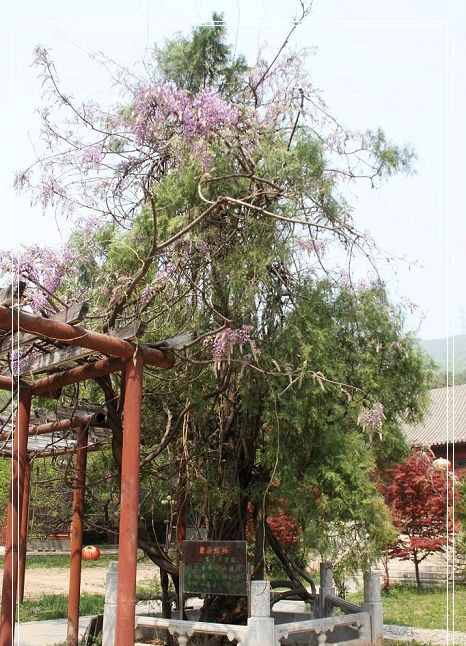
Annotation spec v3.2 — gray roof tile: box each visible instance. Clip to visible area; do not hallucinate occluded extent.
[402,385,466,447]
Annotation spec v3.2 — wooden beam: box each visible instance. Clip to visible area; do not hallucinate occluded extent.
[0,306,171,368]
[12,319,144,376]
[0,413,108,441]
[0,302,89,356]
[32,357,124,396]
[29,441,108,459]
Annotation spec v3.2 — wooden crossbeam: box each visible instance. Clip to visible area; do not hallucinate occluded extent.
[0,301,89,357]
[14,319,144,376]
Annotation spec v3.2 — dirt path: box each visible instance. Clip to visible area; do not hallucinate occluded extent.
[0,563,158,598]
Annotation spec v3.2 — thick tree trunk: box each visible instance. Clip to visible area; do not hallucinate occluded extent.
[160,569,172,619]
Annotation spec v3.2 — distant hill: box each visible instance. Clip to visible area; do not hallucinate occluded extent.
[419,335,466,372]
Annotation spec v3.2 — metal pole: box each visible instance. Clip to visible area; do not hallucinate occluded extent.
[115,353,143,646]
[67,423,89,646]
[0,387,32,645]
[18,458,31,603]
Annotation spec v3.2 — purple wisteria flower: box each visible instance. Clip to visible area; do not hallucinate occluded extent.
[204,325,254,360]
[81,145,104,165]
[0,245,77,312]
[10,349,40,377]
[129,83,240,146]
[357,402,385,432]
[295,238,326,255]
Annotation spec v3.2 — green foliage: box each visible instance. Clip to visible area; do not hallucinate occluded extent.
[365,128,415,178]
[155,12,248,94]
[257,283,428,576]
[27,459,72,537]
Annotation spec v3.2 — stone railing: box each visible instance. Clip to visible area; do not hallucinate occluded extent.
[275,611,371,645]
[135,616,248,645]
[103,563,383,646]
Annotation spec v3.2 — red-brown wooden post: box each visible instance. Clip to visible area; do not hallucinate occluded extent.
[115,353,143,646]
[18,457,31,603]
[0,386,32,645]
[67,422,89,646]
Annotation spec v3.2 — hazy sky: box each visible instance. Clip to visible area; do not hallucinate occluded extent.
[2,0,465,340]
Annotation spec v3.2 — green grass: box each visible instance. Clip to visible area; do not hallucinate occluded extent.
[0,553,149,569]
[17,593,104,622]
[349,584,466,632]
[15,579,159,622]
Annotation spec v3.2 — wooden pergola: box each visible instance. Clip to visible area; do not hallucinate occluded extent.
[0,301,174,646]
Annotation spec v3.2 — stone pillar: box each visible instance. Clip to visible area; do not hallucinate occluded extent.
[103,561,118,646]
[67,424,89,646]
[363,571,383,645]
[247,581,275,646]
[318,562,335,618]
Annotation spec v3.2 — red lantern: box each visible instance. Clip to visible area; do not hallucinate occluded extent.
[82,545,101,561]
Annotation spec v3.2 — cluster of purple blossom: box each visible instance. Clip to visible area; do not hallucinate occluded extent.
[140,264,175,305]
[81,145,104,165]
[77,215,105,236]
[205,325,254,360]
[295,238,326,255]
[38,175,62,211]
[0,245,75,312]
[10,349,40,377]
[130,84,240,145]
[339,271,375,292]
[357,402,385,432]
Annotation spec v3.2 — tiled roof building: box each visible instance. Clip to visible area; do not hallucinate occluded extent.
[402,384,466,474]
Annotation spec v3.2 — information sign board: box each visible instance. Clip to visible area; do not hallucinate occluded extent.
[181,540,247,597]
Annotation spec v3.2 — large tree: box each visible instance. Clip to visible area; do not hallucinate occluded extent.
[2,9,429,622]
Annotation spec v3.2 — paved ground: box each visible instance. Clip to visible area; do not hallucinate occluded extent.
[384,624,466,645]
[14,616,93,645]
